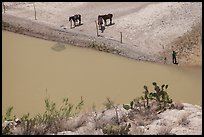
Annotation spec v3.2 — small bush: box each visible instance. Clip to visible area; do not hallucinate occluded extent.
[157,126,172,135]
[2,106,16,135]
[177,113,190,126]
[102,123,131,135]
[2,96,84,135]
[103,97,114,109]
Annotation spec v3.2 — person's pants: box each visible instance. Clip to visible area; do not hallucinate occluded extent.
[172,56,177,64]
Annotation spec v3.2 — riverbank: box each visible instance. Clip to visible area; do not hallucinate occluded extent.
[56,103,202,135]
[3,102,202,135]
[2,2,202,66]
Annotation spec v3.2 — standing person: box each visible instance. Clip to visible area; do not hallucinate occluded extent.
[98,16,103,31]
[172,50,177,64]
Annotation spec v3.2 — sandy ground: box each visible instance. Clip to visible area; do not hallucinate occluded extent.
[2,2,202,66]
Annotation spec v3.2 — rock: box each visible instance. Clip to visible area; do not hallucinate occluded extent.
[97,105,129,126]
[2,120,18,129]
[146,103,202,135]
[171,126,201,135]
[57,131,79,135]
[76,122,103,135]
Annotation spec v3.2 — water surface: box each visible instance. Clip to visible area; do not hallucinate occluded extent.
[2,31,202,116]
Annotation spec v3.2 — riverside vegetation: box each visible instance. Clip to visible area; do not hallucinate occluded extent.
[2,82,187,135]
[2,97,84,135]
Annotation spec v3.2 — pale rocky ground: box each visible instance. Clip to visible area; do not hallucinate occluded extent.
[2,2,202,66]
[56,103,202,135]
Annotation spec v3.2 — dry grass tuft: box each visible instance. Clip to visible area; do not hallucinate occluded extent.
[157,126,172,135]
[177,112,190,126]
[128,109,159,126]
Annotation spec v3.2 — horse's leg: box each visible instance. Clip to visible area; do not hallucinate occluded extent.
[110,18,112,25]
[79,18,81,25]
[70,20,72,29]
[104,20,107,26]
[74,20,76,27]
[99,24,101,30]
[101,26,104,33]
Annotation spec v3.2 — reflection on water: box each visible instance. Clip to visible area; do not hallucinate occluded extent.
[2,31,202,117]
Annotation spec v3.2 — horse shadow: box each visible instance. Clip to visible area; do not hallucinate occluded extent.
[105,22,115,26]
[70,23,83,29]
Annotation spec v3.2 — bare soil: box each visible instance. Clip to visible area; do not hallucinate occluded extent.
[2,2,202,66]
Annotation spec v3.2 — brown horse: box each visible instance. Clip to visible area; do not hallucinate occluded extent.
[69,14,81,28]
[98,14,113,26]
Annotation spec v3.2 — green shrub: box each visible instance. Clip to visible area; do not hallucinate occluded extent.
[2,96,84,135]
[103,97,114,109]
[123,82,173,113]
[102,123,131,135]
[2,106,15,135]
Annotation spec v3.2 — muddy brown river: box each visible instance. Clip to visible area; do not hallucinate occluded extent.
[2,31,202,117]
